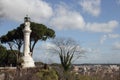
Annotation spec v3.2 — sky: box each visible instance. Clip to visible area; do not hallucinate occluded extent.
[0,0,120,64]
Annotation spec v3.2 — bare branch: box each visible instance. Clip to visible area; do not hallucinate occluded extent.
[50,37,85,71]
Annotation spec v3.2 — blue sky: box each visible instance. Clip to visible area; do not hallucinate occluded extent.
[0,0,120,64]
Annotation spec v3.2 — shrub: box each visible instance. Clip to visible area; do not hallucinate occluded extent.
[36,69,58,80]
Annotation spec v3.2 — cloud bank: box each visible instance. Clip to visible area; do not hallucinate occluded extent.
[86,20,118,33]
[79,0,101,16]
[50,4,85,30]
[0,0,53,22]
[100,33,120,44]
[49,3,118,33]
[0,0,119,33]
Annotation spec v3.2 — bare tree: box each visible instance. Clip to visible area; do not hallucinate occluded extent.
[50,37,86,71]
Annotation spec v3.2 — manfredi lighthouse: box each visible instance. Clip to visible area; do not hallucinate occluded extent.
[22,16,35,68]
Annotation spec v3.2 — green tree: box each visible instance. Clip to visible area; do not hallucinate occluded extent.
[0,44,17,66]
[0,29,23,63]
[0,22,55,66]
[0,22,55,56]
[0,44,7,66]
[5,50,17,66]
[29,22,55,56]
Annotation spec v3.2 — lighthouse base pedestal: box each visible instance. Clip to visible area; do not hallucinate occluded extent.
[22,55,35,68]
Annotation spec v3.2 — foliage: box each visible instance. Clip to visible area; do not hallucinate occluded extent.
[36,69,58,80]
[0,29,23,64]
[0,21,55,66]
[0,44,7,66]
[0,44,6,53]
[0,44,17,66]
[0,63,120,80]
[53,67,101,80]
[17,22,55,55]
[0,22,55,56]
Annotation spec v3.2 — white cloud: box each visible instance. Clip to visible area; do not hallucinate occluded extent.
[50,4,85,30]
[75,45,120,64]
[85,48,100,54]
[100,35,107,44]
[80,0,101,16]
[108,34,120,38]
[49,3,118,33]
[40,42,56,50]
[0,0,53,22]
[50,7,118,32]
[112,42,120,50]
[100,33,120,44]
[86,20,118,32]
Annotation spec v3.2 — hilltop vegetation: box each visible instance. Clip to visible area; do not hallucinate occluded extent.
[0,64,120,80]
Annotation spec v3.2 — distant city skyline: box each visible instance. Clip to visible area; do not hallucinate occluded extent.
[0,0,120,64]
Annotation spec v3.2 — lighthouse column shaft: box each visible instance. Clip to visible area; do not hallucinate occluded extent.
[23,29,31,56]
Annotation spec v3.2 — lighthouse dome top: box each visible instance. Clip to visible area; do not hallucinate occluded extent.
[24,15,30,22]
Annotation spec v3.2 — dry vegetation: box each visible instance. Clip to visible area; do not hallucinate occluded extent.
[0,64,120,80]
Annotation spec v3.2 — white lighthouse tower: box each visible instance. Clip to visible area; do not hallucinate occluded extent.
[22,16,35,68]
